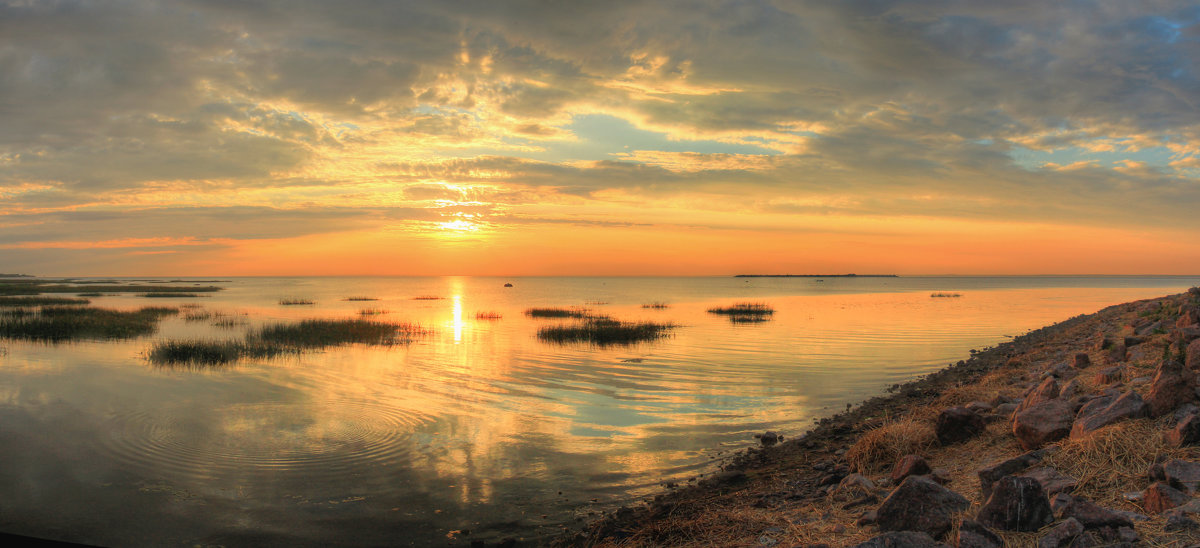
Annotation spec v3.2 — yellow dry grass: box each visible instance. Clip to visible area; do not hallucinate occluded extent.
[846,416,936,474]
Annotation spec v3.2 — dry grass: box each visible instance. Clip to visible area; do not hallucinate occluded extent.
[845,416,936,474]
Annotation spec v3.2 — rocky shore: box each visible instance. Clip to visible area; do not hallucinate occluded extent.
[555,287,1200,547]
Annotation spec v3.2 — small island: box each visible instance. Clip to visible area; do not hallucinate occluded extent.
[734,274,899,278]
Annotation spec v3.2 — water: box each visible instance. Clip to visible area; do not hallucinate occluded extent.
[0,276,1195,546]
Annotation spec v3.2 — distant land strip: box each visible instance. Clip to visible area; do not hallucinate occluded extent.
[733,274,899,278]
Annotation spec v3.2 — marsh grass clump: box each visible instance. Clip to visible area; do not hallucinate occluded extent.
[0,306,178,342]
[931,292,963,298]
[343,296,379,301]
[525,307,590,318]
[147,339,293,367]
[357,308,389,316]
[183,310,213,322]
[212,317,248,328]
[0,296,90,307]
[707,303,775,316]
[278,298,316,306]
[253,318,427,348]
[0,281,222,296]
[142,292,201,298]
[642,302,670,309]
[475,311,503,320]
[537,318,675,346]
[412,295,443,300]
[76,292,104,297]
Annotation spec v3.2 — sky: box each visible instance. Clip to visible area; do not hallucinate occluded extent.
[2,0,1200,276]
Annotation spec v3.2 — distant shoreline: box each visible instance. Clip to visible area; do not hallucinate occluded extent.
[733,274,899,278]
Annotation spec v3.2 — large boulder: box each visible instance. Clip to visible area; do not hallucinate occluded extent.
[978,448,1052,499]
[1013,399,1075,450]
[875,475,970,538]
[976,475,1054,532]
[1069,391,1148,438]
[935,407,985,445]
[1146,359,1198,417]
[1018,377,1060,413]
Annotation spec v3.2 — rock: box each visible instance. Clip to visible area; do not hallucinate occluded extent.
[1018,378,1060,412]
[978,448,1053,499]
[1179,305,1200,327]
[1123,336,1145,348]
[1169,413,1200,446]
[1188,338,1200,370]
[891,455,932,482]
[1108,341,1127,362]
[1143,482,1190,513]
[756,431,782,446]
[874,475,970,538]
[976,475,1054,531]
[1164,459,1200,493]
[957,520,1003,548]
[1092,366,1123,385]
[1146,359,1198,417]
[965,401,992,414]
[994,403,1018,417]
[1050,492,1074,514]
[1136,319,1164,336]
[1165,513,1200,532]
[851,531,948,548]
[930,468,952,485]
[935,407,985,445]
[1048,362,1076,380]
[1018,467,1078,496]
[1069,391,1148,439]
[1014,400,1075,450]
[1059,379,1081,400]
[1174,403,1200,424]
[1037,517,1084,548]
[857,510,878,526]
[1058,498,1134,529]
[838,473,876,496]
[1072,353,1091,369]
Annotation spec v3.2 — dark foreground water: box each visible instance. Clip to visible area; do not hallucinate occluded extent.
[0,276,1195,546]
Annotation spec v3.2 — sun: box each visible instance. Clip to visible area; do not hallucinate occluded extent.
[436,219,481,233]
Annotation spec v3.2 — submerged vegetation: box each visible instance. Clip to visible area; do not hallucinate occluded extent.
[641,302,670,309]
[343,296,379,301]
[537,317,676,346]
[0,306,178,342]
[357,308,389,316]
[931,292,963,298]
[278,298,316,305]
[525,307,590,318]
[0,296,90,307]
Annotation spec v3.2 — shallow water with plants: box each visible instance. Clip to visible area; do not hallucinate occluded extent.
[0,275,1196,546]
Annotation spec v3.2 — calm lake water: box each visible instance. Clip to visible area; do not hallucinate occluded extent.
[0,276,1196,546]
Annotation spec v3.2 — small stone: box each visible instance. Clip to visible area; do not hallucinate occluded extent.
[1144,482,1190,513]
[1073,353,1091,369]
[1164,459,1200,493]
[856,510,878,526]
[1093,366,1124,384]
[957,519,1003,548]
[935,407,985,445]
[756,431,782,446]
[1037,517,1083,548]
[875,475,970,538]
[1108,341,1127,362]
[1124,336,1145,347]
[1048,362,1076,379]
[1058,498,1134,529]
[965,401,992,414]
[891,454,932,482]
[994,403,1018,417]
[837,473,875,496]
[976,475,1054,531]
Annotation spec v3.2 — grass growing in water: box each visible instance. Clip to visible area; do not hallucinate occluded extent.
[412,295,443,300]
[212,317,248,328]
[343,296,379,301]
[357,308,389,316]
[254,318,427,347]
[142,292,201,298]
[278,298,316,305]
[525,307,590,318]
[931,292,962,298]
[183,310,213,322]
[706,303,775,316]
[642,302,670,309]
[0,296,90,306]
[147,339,292,366]
[475,311,503,320]
[537,318,675,346]
[0,306,178,342]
